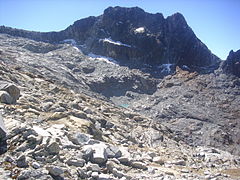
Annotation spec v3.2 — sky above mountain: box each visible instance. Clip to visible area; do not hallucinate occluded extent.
[0,0,239,60]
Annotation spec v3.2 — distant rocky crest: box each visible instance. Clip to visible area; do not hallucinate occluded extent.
[222,50,240,77]
[0,6,220,75]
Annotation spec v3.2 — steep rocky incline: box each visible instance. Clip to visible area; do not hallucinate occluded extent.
[0,33,240,179]
[0,6,220,75]
[222,50,240,77]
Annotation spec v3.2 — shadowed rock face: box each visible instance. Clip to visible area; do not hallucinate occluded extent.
[223,50,240,77]
[0,6,220,73]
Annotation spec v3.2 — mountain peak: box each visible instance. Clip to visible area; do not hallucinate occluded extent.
[222,49,240,77]
[0,7,220,75]
[104,6,146,14]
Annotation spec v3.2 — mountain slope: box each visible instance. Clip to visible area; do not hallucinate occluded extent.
[0,33,240,180]
[0,6,240,180]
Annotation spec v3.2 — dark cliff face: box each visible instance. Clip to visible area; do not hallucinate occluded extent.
[223,50,240,77]
[85,7,220,70]
[0,6,220,72]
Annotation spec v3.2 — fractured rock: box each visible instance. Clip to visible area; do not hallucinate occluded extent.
[17,170,49,180]
[17,154,29,168]
[153,156,165,165]
[83,143,108,164]
[66,158,85,167]
[112,168,124,178]
[0,91,13,104]
[0,81,20,103]
[131,161,148,170]
[91,171,99,179]
[46,166,64,176]
[82,147,94,161]
[98,173,112,180]
[91,143,108,164]
[0,114,7,140]
[46,141,60,155]
[77,168,88,179]
[223,49,240,77]
[69,132,91,145]
[106,145,122,158]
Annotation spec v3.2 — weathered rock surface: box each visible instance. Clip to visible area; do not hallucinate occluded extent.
[0,81,20,104]
[223,49,240,77]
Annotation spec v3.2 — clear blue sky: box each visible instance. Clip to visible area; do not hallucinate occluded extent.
[0,0,239,60]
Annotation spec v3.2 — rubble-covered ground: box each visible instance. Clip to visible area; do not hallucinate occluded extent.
[0,34,240,179]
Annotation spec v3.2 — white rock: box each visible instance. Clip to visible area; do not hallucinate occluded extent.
[99,173,111,180]
[153,157,164,165]
[32,162,41,169]
[33,126,51,137]
[118,147,131,164]
[84,143,107,164]
[91,171,99,178]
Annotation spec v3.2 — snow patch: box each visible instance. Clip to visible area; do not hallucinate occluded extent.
[182,65,190,70]
[72,47,80,52]
[62,39,77,46]
[33,126,51,136]
[134,27,145,34]
[62,39,82,52]
[158,64,173,73]
[100,38,131,48]
[88,53,119,65]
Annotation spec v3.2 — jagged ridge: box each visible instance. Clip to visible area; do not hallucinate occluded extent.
[0,6,220,74]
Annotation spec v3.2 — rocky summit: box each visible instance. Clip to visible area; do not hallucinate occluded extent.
[0,6,240,180]
[0,6,220,76]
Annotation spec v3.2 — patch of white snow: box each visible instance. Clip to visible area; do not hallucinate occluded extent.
[158,64,173,73]
[88,53,119,65]
[33,126,51,137]
[100,38,131,48]
[62,39,77,46]
[134,27,145,34]
[182,65,190,70]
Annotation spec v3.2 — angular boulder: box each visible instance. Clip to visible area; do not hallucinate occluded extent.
[0,91,13,104]
[83,143,108,164]
[0,81,20,104]
[92,143,108,164]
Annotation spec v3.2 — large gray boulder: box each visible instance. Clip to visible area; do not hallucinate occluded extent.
[0,91,13,104]
[0,81,20,104]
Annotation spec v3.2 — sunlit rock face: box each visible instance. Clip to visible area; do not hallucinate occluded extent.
[0,6,220,74]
